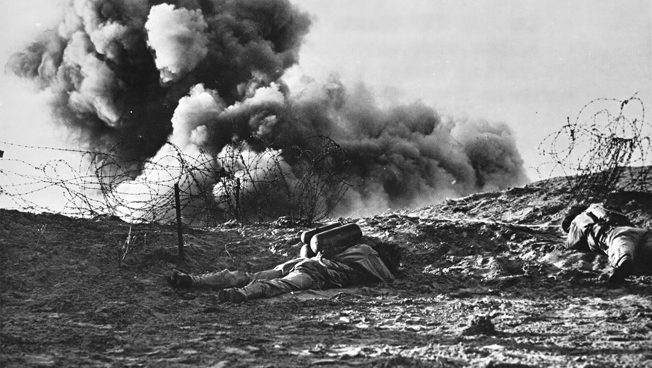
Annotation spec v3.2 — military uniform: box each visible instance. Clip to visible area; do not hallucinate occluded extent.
[187,244,395,302]
[565,203,652,280]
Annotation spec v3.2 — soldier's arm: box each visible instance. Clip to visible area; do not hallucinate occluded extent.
[565,223,590,252]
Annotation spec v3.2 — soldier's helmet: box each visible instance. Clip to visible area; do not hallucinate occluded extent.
[561,204,588,233]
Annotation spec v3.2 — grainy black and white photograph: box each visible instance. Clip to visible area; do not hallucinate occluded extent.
[1,0,651,366]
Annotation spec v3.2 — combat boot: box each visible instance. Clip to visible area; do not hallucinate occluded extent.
[167,270,193,288]
[609,258,633,284]
[216,289,246,303]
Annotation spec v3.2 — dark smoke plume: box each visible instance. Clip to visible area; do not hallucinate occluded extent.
[8,0,310,171]
[9,0,528,217]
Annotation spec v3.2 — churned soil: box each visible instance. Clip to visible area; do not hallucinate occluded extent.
[2,172,652,367]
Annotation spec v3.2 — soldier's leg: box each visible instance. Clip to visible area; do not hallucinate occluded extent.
[218,270,322,302]
[190,269,252,289]
[607,228,641,282]
[194,259,306,288]
[248,257,305,281]
[170,258,305,289]
[633,230,652,275]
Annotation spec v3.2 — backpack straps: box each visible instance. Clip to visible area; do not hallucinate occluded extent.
[584,210,615,246]
[585,211,600,224]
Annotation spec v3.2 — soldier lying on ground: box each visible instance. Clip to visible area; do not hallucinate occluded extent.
[561,203,652,283]
[167,242,401,303]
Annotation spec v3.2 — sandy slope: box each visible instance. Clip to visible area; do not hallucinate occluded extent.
[1,172,652,367]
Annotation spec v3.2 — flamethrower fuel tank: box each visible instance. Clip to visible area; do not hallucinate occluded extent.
[300,223,341,244]
[310,223,363,257]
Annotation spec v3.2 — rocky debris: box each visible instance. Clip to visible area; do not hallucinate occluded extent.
[1,168,651,367]
[461,315,498,336]
[272,216,312,228]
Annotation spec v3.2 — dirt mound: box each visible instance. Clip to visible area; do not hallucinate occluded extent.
[2,169,652,367]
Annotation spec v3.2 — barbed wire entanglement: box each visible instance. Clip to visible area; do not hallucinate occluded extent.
[214,136,351,224]
[537,95,652,199]
[0,137,351,225]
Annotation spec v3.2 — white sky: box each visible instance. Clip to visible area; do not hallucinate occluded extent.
[0,0,651,181]
[293,0,652,178]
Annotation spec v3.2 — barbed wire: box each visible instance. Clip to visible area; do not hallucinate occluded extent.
[0,136,351,225]
[1,140,182,221]
[537,95,652,199]
[4,95,650,224]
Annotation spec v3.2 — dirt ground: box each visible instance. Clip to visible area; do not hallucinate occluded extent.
[2,174,652,367]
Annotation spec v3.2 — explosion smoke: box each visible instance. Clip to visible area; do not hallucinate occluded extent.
[8,0,310,170]
[145,4,209,83]
[8,0,529,219]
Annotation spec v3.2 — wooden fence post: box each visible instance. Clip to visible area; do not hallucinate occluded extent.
[174,183,184,259]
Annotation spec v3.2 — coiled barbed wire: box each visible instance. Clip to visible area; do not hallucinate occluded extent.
[1,140,191,222]
[0,136,350,225]
[537,95,651,198]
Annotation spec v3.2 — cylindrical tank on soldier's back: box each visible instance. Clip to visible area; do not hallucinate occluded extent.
[299,243,316,258]
[310,223,363,257]
[300,223,341,244]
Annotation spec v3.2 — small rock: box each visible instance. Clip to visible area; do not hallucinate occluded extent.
[461,315,498,336]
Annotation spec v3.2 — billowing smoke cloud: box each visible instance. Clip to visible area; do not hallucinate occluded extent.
[9,0,528,218]
[170,83,225,150]
[8,0,310,170]
[145,4,209,83]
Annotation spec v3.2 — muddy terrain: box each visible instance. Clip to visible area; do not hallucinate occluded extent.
[2,173,652,367]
